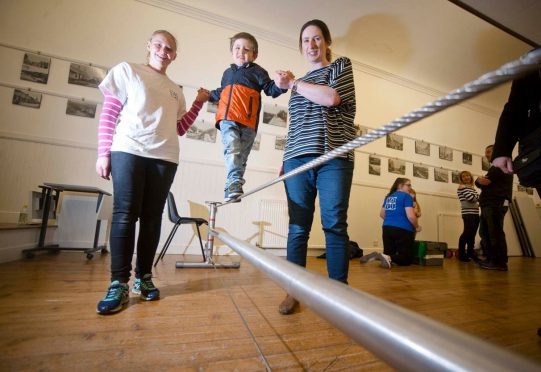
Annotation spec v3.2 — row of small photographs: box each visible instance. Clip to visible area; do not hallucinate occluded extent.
[369,155,469,184]
[20,52,108,88]
[185,120,286,150]
[12,89,97,118]
[383,132,489,170]
[207,102,288,128]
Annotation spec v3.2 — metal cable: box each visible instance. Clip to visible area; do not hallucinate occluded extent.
[219,48,541,207]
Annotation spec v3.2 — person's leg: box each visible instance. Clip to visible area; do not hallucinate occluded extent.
[220,120,245,192]
[458,216,468,260]
[382,226,396,258]
[135,158,177,278]
[236,126,257,184]
[283,156,317,269]
[391,228,414,266]
[317,158,353,283]
[481,206,508,270]
[465,214,480,258]
[478,208,492,262]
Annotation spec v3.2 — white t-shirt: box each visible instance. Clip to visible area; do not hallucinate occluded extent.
[99,62,186,164]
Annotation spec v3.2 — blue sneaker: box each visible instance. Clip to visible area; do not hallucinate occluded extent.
[132,278,141,295]
[139,274,160,301]
[97,280,129,314]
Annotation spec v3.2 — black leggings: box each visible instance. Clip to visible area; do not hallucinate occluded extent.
[382,226,414,266]
[458,214,479,257]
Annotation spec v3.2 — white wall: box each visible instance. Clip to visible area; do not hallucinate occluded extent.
[0,0,534,260]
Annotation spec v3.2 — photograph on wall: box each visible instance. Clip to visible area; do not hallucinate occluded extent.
[20,53,51,84]
[462,152,472,165]
[207,101,218,114]
[262,104,288,128]
[415,140,430,156]
[412,164,429,179]
[12,89,42,109]
[68,63,107,88]
[481,156,490,171]
[434,168,449,183]
[275,135,286,150]
[451,170,461,184]
[186,120,217,143]
[388,158,405,175]
[386,133,403,151]
[252,133,261,151]
[439,146,453,161]
[66,100,97,118]
[368,155,381,176]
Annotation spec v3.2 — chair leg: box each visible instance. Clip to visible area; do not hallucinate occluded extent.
[154,224,180,267]
[195,224,206,262]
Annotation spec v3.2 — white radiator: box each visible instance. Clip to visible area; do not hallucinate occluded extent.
[257,199,288,248]
[437,213,462,249]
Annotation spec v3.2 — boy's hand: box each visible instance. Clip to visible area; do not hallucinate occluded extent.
[195,88,210,103]
[275,70,295,90]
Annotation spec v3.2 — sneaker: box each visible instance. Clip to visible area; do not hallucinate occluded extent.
[378,253,392,269]
[224,182,243,202]
[139,273,160,301]
[479,261,508,271]
[132,278,141,295]
[360,251,379,264]
[97,280,129,314]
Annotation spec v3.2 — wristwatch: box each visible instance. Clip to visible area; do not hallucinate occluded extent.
[291,79,299,93]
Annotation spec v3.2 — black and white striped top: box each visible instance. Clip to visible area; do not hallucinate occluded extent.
[457,186,480,215]
[284,57,357,162]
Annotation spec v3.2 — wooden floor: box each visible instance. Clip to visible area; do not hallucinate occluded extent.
[0,252,540,371]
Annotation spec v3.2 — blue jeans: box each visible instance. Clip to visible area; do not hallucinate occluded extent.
[220,120,256,190]
[110,152,177,283]
[283,156,354,283]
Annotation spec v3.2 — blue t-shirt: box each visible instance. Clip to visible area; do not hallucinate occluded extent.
[382,191,415,232]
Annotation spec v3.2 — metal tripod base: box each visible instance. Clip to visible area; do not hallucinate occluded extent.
[175,260,241,269]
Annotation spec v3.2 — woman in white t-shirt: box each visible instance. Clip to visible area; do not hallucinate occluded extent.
[96,30,209,315]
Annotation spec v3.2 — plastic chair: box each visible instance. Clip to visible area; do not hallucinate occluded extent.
[154,192,208,266]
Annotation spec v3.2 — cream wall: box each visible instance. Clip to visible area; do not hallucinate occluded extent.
[0,0,533,259]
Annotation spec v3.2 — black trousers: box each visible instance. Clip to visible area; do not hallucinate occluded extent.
[382,226,414,266]
[479,206,508,265]
[458,214,480,258]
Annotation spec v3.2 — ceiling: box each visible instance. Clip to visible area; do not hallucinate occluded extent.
[169,0,538,109]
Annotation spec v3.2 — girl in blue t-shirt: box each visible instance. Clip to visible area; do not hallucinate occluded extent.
[379,177,421,268]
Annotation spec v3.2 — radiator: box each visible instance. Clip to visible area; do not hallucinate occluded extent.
[257,199,288,248]
[437,213,462,249]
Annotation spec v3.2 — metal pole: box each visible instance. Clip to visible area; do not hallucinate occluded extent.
[175,202,240,269]
[213,230,540,371]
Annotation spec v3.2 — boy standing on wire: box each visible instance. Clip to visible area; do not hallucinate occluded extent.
[210,32,287,202]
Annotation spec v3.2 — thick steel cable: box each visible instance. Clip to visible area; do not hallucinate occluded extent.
[213,230,540,371]
[219,48,541,207]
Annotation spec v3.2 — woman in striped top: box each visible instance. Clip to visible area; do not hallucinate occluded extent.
[275,19,357,315]
[95,30,210,315]
[457,171,480,262]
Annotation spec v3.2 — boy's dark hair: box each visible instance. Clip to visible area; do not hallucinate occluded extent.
[230,32,258,55]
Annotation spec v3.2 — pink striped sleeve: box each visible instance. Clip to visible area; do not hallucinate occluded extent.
[97,92,123,158]
[177,100,204,136]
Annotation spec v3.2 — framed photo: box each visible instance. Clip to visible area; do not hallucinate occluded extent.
[20,53,51,84]
[252,133,261,151]
[439,146,453,161]
[386,133,403,151]
[413,164,429,179]
[434,168,449,183]
[68,63,107,88]
[66,100,97,118]
[275,135,286,150]
[451,170,461,184]
[263,104,288,128]
[388,158,405,175]
[481,156,490,171]
[462,152,472,165]
[12,89,42,109]
[415,140,430,156]
[368,155,381,176]
[207,101,218,114]
[186,120,217,143]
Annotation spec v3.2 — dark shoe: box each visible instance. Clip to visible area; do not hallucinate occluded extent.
[97,281,129,314]
[458,256,471,262]
[224,182,243,202]
[278,294,299,315]
[139,273,160,301]
[479,261,508,271]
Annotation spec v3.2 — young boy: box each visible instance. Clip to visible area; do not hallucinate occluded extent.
[210,32,287,202]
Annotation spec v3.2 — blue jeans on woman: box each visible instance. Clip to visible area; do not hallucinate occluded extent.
[283,155,354,284]
[110,152,177,283]
[220,120,257,191]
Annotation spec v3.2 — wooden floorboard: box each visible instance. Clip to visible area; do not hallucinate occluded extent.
[0,252,539,371]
